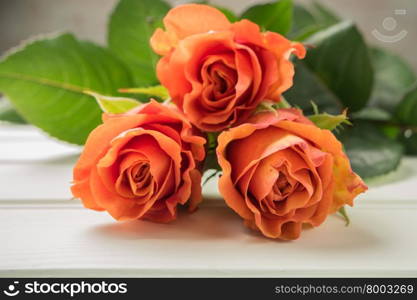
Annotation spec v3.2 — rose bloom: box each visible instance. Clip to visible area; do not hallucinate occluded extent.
[71,101,206,222]
[216,109,367,240]
[151,4,305,132]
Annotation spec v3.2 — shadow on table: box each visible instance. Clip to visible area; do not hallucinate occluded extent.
[89,205,244,241]
[88,204,383,253]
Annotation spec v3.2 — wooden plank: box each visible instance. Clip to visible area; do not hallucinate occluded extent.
[0,124,79,201]
[0,125,80,162]
[0,203,416,277]
[0,157,78,201]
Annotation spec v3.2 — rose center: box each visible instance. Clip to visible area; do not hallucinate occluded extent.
[200,58,238,109]
[116,161,155,200]
[212,71,228,94]
[268,170,297,201]
[131,163,151,184]
[275,174,292,195]
[128,162,153,193]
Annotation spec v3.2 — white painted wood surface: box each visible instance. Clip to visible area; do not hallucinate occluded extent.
[0,124,416,277]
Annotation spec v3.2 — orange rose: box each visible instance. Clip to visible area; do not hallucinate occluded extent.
[151,4,305,132]
[216,109,367,240]
[71,101,206,222]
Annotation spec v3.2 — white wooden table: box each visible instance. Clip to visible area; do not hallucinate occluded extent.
[0,124,416,277]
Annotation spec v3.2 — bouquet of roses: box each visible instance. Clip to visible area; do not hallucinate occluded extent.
[2,1,415,240]
[74,3,366,240]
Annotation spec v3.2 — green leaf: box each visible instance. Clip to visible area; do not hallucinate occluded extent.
[381,124,401,140]
[395,85,417,126]
[291,5,316,35]
[352,106,391,121]
[196,1,237,22]
[369,48,416,113]
[241,0,293,35]
[108,0,170,86]
[85,91,141,114]
[398,129,417,155]
[284,61,342,114]
[310,1,339,26]
[290,2,340,40]
[309,110,350,131]
[215,6,238,22]
[119,85,169,100]
[292,22,373,111]
[0,98,26,124]
[338,122,403,179]
[0,33,133,145]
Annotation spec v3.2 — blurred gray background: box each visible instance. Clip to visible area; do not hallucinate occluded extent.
[0,0,416,70]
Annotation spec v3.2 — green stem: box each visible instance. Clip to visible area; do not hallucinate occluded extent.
[203,150,221,172]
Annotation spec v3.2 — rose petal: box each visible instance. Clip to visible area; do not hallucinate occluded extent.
[90,167,151,220]
[71,178,104,211]
[73,114,145,181]
[229,127,306,184]
[217,125,257,220]
[150,4,231,55]
[276,120,367,211]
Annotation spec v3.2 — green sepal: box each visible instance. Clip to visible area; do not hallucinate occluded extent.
[309,109,351,131]
[337,206,350,226]
[85,91,141,114]
[119,85,170,100]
